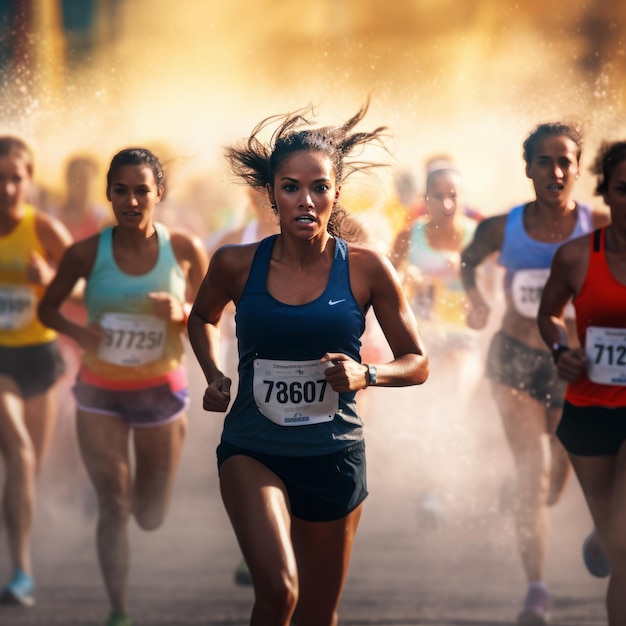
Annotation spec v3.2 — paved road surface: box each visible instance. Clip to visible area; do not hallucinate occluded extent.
[0,365,608,626]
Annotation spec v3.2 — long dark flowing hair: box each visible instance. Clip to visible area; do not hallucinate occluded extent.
[224,101,389,238]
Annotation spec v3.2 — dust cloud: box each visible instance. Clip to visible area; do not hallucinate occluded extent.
[0,0,619,622]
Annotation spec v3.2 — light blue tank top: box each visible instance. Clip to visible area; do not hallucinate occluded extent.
[498,202,593,286]
[223,235,366,456]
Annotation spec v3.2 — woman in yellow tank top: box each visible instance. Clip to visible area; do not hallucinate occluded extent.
[0,136,73,607]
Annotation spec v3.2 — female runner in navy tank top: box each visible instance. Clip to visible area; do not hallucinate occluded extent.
[188,102,429,626]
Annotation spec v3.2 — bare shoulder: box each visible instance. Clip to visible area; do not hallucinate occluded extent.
[204,241,259,303]
[33,209,63,228]
[560,231,590,254]
[474,213,507,240]
[347,241,395,276]
[554,232,590,269]
[55,234,100,278]
[169,227,207,260]
[34,210,72,245]
[210,240,259,274]
[548,233,592,298]
[68,233,100,260]
[346,240,408,311]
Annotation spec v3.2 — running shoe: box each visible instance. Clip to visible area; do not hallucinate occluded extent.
[0,568,35,606]
[233,559,252,586]
[105,611,133,626]
[517,585,549,625]
[583,529,611,578]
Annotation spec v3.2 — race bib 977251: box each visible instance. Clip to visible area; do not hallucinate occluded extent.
[98,313,166,366]
[253,358,339,426]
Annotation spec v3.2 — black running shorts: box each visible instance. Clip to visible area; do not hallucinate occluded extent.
[0,341,66,398]
[217,439,368,522]
[558,401,626,456]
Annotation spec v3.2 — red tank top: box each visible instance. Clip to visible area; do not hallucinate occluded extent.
[566,228,626,407]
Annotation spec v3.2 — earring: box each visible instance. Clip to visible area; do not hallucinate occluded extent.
[271,204,276,209]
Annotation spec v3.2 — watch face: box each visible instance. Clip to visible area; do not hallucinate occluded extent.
[368,364,377,385]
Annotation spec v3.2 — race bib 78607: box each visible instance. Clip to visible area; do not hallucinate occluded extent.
[253,358,339,426]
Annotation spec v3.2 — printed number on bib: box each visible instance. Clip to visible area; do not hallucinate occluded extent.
[511,269,574,319]
[98,313,166,366]
[253,358,339,426]
[0,286,36,330]
[586,326,626,385]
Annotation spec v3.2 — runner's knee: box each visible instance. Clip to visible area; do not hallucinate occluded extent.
[2,438,36,477]
[133,498,167,530]
[254,567,298,621]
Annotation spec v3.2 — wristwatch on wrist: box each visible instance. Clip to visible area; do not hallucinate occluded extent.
[551,343,569,365]
[365,364,377,387]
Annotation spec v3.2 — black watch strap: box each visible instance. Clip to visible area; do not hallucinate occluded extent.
[365,364,377,387]
[552,344,569,365]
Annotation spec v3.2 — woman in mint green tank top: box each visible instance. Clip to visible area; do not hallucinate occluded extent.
[39,148,208,626]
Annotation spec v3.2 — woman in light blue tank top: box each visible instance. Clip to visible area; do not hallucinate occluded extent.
[189,102,428,626]
[460,123,610,624]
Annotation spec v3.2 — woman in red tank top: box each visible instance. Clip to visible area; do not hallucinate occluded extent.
[539,140,626,626]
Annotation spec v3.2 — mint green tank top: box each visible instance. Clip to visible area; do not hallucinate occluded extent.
[82,222,186,384]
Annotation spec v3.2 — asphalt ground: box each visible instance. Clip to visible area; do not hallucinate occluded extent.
[0,358,609,626]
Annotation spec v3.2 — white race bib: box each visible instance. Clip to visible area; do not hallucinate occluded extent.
[0,286,36,330]
[511,269,574,319]
[586,326,626,385]
[253,358,339,426]
[98,313,166,366]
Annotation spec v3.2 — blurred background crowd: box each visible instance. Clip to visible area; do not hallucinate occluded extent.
[0,0,625,250]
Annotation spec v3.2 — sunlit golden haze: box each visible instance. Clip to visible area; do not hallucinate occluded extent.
[1,0,625,226]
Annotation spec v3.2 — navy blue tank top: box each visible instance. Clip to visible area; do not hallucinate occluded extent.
[222,235,366,456]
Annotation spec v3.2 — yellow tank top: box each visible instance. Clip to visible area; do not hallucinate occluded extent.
[0,204,56,346]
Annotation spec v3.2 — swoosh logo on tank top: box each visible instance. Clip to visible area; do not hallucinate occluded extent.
[328,299,346,306]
